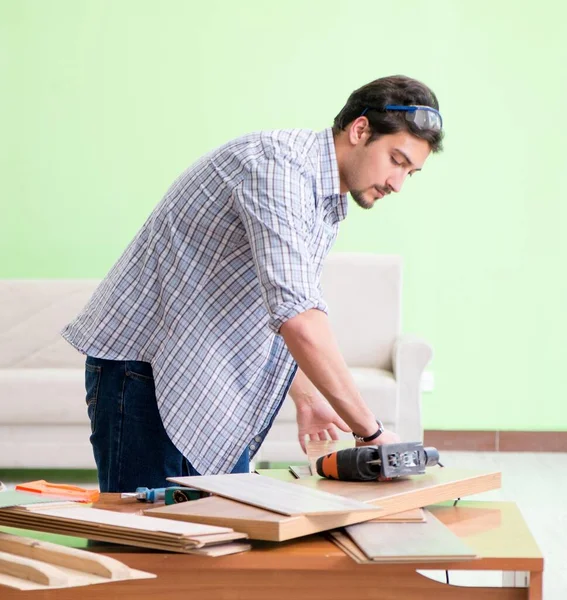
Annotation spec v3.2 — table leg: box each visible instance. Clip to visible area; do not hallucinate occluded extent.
[528,571,543,600]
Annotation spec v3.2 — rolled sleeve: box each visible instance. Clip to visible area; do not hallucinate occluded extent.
[232,155,327,332]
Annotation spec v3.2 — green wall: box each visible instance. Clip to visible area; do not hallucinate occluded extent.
[2,1,566,431]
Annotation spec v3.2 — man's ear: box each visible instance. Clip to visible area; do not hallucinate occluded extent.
[348,117,369,146]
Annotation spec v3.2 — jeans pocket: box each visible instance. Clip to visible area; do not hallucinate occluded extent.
[125,361,154,383]
[85,362,102,434]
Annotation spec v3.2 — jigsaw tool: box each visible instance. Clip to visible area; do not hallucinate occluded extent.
[316,442,441,482]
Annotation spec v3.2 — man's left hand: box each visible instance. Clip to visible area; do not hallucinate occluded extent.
[296,398,351,453]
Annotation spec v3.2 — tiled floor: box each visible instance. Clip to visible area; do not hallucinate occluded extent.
[2,452,565,597]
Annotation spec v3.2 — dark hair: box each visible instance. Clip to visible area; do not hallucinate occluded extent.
[333,75,444,153]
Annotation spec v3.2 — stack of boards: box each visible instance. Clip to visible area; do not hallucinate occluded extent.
[0,491,250,557]
[0,532,155,591]
[142,441,501,564]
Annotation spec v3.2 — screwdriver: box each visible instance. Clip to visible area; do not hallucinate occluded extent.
[120,486,166,503]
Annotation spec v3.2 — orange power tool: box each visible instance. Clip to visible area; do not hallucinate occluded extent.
[316,442,441,482]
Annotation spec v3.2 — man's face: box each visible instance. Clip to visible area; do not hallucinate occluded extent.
[341,123,432,210]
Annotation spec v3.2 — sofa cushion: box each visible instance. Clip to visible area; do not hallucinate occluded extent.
[321,254,401,370]
[0,369,88,424]
[0,279,98,369]
[0,424,95,469]
[274,367,397,425]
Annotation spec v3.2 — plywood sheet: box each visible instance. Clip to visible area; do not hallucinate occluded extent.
[167,473,382,516]
[345,510,477,563]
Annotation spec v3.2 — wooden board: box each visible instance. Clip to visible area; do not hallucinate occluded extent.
[370,508,425,523]
[257,469,425,522]
[344,509,477,563]
[327,529,371,563]
[292,468,501,516]
[167,473,383,516]
[145,495,379,541]
[0,504,250,556]
[148,468,500,541]
[0,532,154,590]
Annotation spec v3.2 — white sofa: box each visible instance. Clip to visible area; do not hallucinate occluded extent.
[0,254,432,469]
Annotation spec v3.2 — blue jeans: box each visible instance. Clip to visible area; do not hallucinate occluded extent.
[84,356,249,492]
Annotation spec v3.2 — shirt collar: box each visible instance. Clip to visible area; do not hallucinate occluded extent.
[316,128,349,222]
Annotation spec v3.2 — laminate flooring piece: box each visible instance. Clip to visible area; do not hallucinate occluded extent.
[167,473,383,516]
[293,467,501,515]
[345,509,477,563]
[0,505,250,555]
[370,508,425,523]
[145,495,380,541]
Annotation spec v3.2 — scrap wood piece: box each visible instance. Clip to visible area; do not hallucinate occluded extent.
[0,531,130,578]
[0,550,69,586]
[167,473,383,516]
[0,533,155,591]
[345,509,477,562]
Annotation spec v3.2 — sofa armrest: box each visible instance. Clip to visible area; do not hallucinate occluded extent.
[392,335,433,442]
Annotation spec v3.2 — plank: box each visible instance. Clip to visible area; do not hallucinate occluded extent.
[0,532,131,578]
[0,551,69,586]
[23,505,234,536]
[371,508,425,523]
[167,473,383,516]
[327,530,369,563]
[345,510,477,563]
[292,468,501,515]
[145,495,380,541]
[0,534,155,591]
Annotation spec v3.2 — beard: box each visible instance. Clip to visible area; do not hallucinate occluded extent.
[350,190,375,210]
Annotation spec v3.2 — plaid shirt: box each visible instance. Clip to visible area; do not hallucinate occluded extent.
[62,128,348,474]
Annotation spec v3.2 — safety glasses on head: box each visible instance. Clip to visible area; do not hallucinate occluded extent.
[361,105,443,132]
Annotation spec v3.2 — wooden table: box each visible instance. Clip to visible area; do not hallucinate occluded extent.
[1,495,543,599]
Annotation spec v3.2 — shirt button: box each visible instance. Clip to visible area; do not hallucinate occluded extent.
[250,443,256,450]
[254,436,262,442]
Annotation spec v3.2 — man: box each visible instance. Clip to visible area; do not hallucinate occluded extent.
[62,75,444,492]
